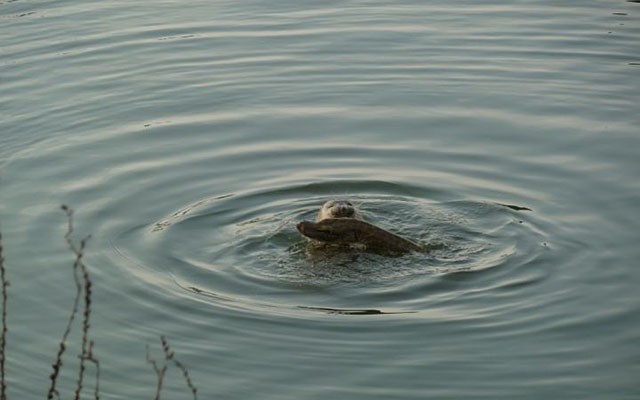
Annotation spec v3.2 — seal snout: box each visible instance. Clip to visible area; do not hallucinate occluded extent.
[338,203,350,215]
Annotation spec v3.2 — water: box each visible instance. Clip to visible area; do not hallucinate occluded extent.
[1,1,639,399]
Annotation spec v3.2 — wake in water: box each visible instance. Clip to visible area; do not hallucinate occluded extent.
[113,183,542,315]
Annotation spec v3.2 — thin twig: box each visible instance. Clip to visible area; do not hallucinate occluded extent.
[147,336,198,400]
[47,205,83,399]
[170,358,198,400]
[146,344,168,400]
[0,233,8,400]
[48,205,98,400]
[160,336,198,400]
[74,237,93,400]
[84,340,101,400]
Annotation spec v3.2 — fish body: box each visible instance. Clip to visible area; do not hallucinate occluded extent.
[296,218,424,254]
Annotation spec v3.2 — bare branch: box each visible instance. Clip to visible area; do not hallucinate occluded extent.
[0,233,8,400]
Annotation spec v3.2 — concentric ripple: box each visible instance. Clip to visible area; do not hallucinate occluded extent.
[113,181,547,315]
[2,0,639,397]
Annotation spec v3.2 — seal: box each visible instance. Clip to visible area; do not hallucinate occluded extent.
[297,200,427,254]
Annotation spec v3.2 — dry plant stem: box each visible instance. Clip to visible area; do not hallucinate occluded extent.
[0,233,8,400]
[161,336,197,400]
[146,344,168,400]
[171,358,198,400]
[74,236,93,400]
[147,336,198,400]
[47,205,96,400]
[84,341,101,400]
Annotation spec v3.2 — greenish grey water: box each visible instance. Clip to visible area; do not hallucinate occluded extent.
[1,0,639,399]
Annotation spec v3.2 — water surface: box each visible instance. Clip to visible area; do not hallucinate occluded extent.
[1,1,639,399]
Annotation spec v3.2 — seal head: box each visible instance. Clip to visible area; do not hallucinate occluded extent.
[316,200,360,221]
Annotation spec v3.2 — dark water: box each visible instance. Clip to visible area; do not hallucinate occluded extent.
[1,1,639,399]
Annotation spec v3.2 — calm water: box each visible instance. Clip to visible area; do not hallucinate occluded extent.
[1,0,639,399]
